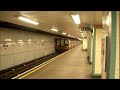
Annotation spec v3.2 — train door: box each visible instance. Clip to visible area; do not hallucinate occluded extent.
[64,39,69,49]
[61,39,64,47]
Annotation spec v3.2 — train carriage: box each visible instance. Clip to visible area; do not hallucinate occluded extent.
[55,38,80,53]
[55,38,70,53]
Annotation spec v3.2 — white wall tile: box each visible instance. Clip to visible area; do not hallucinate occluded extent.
[83,38,87,49]
[115,58,119,69]
[24,41,33,51]
[0,54,14,70]
[115,13,120,78]
[0,27,55,70]
[30,51,35,60]
[32,33,38,42]
[13,41,25,53]
[0,41,14,55]
[36,50,40,59]
[95,29,102,74]
[12,30,25,41]
[41,48,45,57]
[39,49,43,57]
[115,69,119,79]
[0,27,14,41]
[14,52,25,65]
[25,51,32,62]
[32,50,40,59]
[32,42,39,50]
[24,31,33,41]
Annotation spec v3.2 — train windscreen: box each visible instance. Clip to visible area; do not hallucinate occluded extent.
[61,39,64,46]
[57,40,60,45]
[65,40,69,45]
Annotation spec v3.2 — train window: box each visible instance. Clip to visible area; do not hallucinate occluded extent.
[61,39,64,46]
[65,40,68,44]
[57,40,60,45]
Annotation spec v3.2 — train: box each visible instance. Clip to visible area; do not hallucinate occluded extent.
[55,38,80,53]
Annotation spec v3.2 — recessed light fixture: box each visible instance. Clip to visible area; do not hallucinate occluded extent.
[18,16,39,25]
[68,35,71,36]
[51,28,58,32]
[71,14,80,24]
[62,32,66,35]
[51,26,59,32]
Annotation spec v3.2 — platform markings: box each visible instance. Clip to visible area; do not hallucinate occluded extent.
[12,45,79,79]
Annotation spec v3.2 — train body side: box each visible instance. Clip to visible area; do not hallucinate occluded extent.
[55,38,80,53]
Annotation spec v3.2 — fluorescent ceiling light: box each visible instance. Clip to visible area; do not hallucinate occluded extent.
[62,32,66,35]
[68,35,71,36]
[71,15,80,24]
[18,40,23,42]
[18,16,39,25]
[51,26,58,32]
[5,39,12,41]
[27,39,32,41]
[51,28,58,32]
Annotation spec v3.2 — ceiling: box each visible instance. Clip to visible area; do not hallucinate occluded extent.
[0,11,103,38]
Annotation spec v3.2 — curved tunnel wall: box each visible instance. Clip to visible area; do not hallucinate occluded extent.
[0,27,56,71]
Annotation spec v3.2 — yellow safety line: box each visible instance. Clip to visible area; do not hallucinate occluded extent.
[18,45,78,79]
[18,58,57,79]
[18,52,66,79]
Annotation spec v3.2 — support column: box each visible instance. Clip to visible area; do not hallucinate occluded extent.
[87,32,93,63]
[82,37,87,51]
[115,11,120,79]
[107,11,116,79]
[92,28,103,76]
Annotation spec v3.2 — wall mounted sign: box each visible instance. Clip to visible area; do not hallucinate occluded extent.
[81,26,93,32]
[3,42,9,49]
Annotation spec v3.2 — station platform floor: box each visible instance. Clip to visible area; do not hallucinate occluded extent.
[22,45,98,79]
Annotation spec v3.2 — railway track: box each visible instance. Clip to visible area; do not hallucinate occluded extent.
[0,52,60,79]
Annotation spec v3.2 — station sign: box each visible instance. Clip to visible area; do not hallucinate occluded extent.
[82,26,92,31]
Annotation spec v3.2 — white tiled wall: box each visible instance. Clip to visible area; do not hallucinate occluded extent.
[0,27,55,71]
[14,52,26,65]
[83,38,87,50]
[115,12,120,79]
[90,35,93,63]
[102,11,119,79]
[25,51,32,62]
[95,29,103,75]
[0,54,14,70]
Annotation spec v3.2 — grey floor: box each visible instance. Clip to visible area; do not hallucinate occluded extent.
[23,45,94,79]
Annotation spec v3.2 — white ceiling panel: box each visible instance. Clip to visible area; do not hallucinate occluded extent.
[0,11,103,38]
